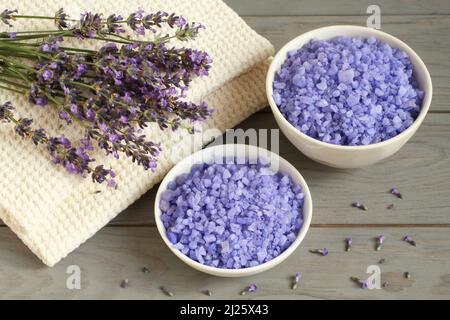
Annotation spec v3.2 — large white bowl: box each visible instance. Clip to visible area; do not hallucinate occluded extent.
[266,25,433,168]
[155,144,313,277]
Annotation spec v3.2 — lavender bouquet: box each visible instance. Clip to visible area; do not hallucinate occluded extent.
[0,8,212,188]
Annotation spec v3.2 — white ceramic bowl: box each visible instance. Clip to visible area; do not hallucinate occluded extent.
[155,144,313,277]
[266,25,433,168]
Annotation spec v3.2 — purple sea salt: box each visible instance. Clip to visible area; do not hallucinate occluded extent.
[273,36,425,146]
[160,159,304,269]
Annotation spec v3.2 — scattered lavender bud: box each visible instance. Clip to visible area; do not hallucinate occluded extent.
[404,272,411,279]
[120,279,129,288]
[202,289,212,297]
[376,234,385,251]
[387,204,395,210]
[240,283,258,295]
[350,277,368,289]
[141,267,150,274]
[291,272,302,290]
[160,286,174,297]
[94,190,102,194]
[309,248,329,257]
[403,235,417,247]
[391,187,403,199]
[378,258,387,264]
[352,202,368,211]
[345,237,353,252]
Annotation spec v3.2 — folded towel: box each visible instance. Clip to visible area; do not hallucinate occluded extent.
[0,0,274,266]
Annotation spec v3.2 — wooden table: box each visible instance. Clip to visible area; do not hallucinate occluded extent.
[1,0,449,299]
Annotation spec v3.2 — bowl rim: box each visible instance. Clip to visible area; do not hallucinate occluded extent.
[154,144,313,277]
[266,25,433,151]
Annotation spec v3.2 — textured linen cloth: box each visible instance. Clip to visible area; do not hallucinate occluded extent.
[0,0,274,266]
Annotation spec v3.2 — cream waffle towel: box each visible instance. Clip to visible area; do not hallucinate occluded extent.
[0,0,274,266]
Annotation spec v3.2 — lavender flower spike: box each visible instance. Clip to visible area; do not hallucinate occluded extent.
[291,272,302,290]
[309,248,329,256]
[352,202,368,211]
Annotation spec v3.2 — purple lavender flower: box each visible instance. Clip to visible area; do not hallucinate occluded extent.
[74,12,103,38]
[28,86,48,107]
[127,9,145,35]
[54,8,69,30]
[106,14,125,34]
[0,9,18,27]
[14,118,33,137]
[58,111,72,124]
[0,101,14,120]
[42,69,54,81]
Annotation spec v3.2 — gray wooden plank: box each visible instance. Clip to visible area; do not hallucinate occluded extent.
[0,226,449,299]
[224,0,450,16]
[108,112,450,226]
[242,15,450,112]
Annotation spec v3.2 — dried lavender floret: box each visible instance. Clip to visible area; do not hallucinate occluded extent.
[403,235,417,247]
[345,237,352,252]
[309,248,329,256]
[160,159,304,269]
[0,9,17,27]
[291,272,302,289]
[273,36,424,146]
[0,102,116,186]
[376,234,385,251]
[391,187,403,199]
[351,277,368,289]
[352,202,368,211]
[240,283,258,295]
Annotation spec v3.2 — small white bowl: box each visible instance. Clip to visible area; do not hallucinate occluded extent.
[266,25,433,168]
[154,144,313,277]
